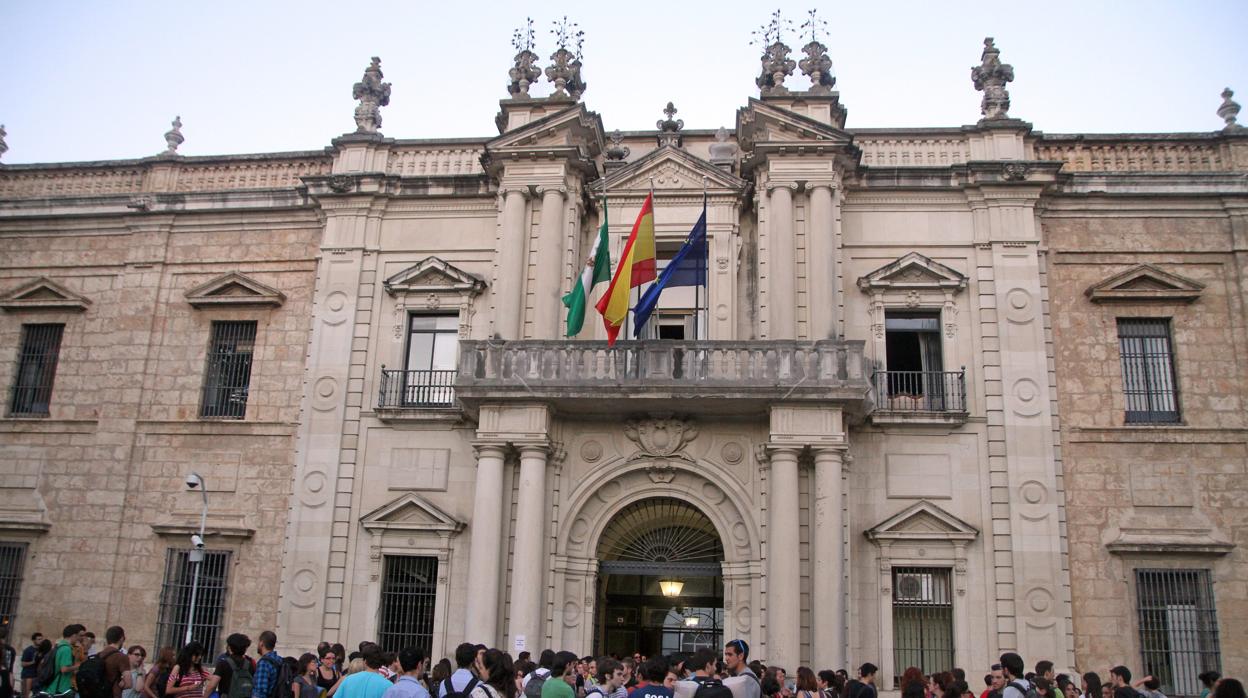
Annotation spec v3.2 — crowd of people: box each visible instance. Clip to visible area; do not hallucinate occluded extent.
[1,626,1243,698]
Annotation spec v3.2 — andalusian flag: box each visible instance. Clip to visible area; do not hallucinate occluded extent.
[595,193,657,345]
[563,202,612,336]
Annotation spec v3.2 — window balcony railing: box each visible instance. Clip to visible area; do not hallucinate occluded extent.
[872,369,967,415]
[378,368,457,408]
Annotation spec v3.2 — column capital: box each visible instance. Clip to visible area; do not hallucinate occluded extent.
[806,180,838,193]
[498,185,533,201]
[535,184,568,199]
[766,181,800,194]
[515,441,552,457]
[471,441,509,458]
[758,442,803,467]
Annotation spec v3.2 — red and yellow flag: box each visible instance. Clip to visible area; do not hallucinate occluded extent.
[595,193,657,345]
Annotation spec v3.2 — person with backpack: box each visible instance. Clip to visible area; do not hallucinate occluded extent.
[76,625,132,698]
[844,664,877,698]
[439,645,480,698]
[1000,654,1034,698]
[469,649,514,698]
[540,654,577,698]
[202,634,253,698]
[722,641,758,698]
[41,625,85,698]
[523,651,554,698]
[382,648,428,698]
[683,649,730,698]
[166,642,208,698]
[252,633,283,698]
[334,647,392,698]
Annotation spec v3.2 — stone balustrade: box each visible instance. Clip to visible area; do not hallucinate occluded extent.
[1035,136,1233,172]
[455,339,870,413]
[387,145,485,177]
[858,136,971,167]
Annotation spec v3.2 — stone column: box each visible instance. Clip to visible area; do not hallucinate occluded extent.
[494,188,529,339]
[507,443,550,653]
[807,184,837,339]
[766,445,802,666]
[811,447,846,670]
[464,443,507,644]
[768,184,796,338]
[533,186,567,338]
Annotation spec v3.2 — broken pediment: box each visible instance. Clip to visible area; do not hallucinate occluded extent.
[865,500,979,544]
[600,146,748,194]
[0,276,92,312]
[360,492,465,536]
[185,272,286,309]
[858,252,968,293]
[1085,264,1204,304]
[384,257,486,297]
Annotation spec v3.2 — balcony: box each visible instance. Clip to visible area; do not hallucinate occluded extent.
[870,369,968,425]
[376,369,458,420]
[454,340,870,416]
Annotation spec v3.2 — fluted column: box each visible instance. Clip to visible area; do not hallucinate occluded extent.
[494,188,529,339]
[812,447,846,670]
[464,444,507,644]
[507,443,550,653]
[769,184,796,338]
[766,445,801,666]
[533,186,568,338]
[807,184,837,339]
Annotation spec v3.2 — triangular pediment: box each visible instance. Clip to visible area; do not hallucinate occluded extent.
[865,500,978,543]
[185,272,285,309]
[384,257,486,297]
[736,98,855,150]
[1085,264,1203,304]
[599,146,748,194]
[360,492,465,535]
[858,252,968,293]
[483,103,605,175]
[0,276,92,312]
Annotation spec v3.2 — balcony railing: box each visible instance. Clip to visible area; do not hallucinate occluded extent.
[872,369,967,414]
[378,368,457,408]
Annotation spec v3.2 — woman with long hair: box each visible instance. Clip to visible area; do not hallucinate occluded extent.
[166,642,208,698]
[146,648,176,698]
[1081,673,1103,698]
[900,669,926,694]
[472,649,516,698]
[795,668,820,698]
[1213,679,1246,698]
[293,653,320,698]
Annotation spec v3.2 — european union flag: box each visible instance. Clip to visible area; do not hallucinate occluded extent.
[633,209,707,337]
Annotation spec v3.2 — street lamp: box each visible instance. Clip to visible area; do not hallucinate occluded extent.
[183,472,209,647]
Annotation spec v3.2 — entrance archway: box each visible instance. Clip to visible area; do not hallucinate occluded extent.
[594,498,725,657]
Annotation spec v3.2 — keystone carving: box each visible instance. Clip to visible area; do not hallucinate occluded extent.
[352,57,392,134]
[624,415,698,462]
[971,38,1014,121]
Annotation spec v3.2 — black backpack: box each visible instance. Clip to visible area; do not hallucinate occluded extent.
[692,677,734,698]
[443,676,481,698]
[75,651,112,698]
[226,656,255,698]
[35,649,59,691]
[262,656,300,698]
[525,674,549,698]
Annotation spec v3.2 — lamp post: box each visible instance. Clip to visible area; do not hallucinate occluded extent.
[183,472,209,647]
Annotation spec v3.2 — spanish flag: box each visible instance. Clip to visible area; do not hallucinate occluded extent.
[595,193,657,345]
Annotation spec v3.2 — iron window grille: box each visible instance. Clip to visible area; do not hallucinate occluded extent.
[200,321,257,419]
[377,555,438,653]
[1118,319,1180,423]
[154,549,231,657]
[9,324,64,416]
[1136,569,1221,698]
[0,542,29,629]
[892,567,954,682]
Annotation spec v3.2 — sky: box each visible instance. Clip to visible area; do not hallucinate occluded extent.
[1,0,1246,164]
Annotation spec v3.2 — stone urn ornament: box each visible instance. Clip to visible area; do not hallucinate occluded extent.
[798,9,834,93]
[163,116,184,155]
[352,56,391,134]
[971,38,1015,121]
[546,16,586,100]
[508,18,542,97]
[752,9,796,96]
[1218,87,1243,132]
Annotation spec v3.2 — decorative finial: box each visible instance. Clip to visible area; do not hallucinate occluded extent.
[1218,87,1243,132]
[708,126,739,169]
[752,10,796,96]
[508,18,541,98]
[971,37,1015,121]
[163,116,184,155]
[605,130,631,161]
[798,10,834,93]
[0,124,7,163]
[656,102,684,148]
[352,57,392,134]
[546,16,586,100]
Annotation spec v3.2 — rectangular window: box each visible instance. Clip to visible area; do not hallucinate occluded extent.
[0,542,29,628]
[1136,569,1221,698]
[377,555,438,652]
[1118,319,1180,423]
[882,312,949,411]
[155,549,231,657]
[9,323,64,416]
[402,315,458,406]
[892,567,954,682]
[200,321,257,419]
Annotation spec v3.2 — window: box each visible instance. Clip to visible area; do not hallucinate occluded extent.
[1136,569,1221,698]
[0,542,29,628]
[200,321,256,419]
[9,324,64,416]
[1118,319,1180,423]
[377,556,438,652]
[881,312,952,411]
[155,548,231,657]
[402,315,458,406]
[892,567,953,681]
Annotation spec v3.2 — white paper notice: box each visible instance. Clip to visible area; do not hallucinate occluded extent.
[514,635,527,653]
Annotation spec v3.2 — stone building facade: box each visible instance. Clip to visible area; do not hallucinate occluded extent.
[1,38,1245,694]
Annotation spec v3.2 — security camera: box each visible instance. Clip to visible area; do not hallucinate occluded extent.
[185,473,203,489]
[191,534,205,549]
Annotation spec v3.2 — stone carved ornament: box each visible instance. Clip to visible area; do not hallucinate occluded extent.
[0,124,9,162]
[508,18,542,97]
[1219,88,1244,132]
[656,102,684,148]
[971,38,1014,121]
[546,17,586,99]
[752,10,795,95]
[353,57,392,134]
[624,415,699,462]
[798,10,834,93]
[163,116,184,155]
[605,130,631,161]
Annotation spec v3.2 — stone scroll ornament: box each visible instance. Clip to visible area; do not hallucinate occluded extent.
[971,38,1014,121]
[546,16,586,100]
[798,9,835,93]
[752,9,796,96]
[352,57,392,134]
[508,18,542,97]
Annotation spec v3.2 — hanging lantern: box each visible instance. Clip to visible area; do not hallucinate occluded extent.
[659,578,685,597]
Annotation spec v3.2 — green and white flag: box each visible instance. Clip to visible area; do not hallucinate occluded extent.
[563,201,612,336]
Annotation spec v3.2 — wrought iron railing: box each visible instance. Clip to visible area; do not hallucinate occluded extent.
[378,368,457,408]
[872,369,966,413]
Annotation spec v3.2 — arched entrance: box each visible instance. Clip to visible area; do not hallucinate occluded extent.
[594,497,725,657]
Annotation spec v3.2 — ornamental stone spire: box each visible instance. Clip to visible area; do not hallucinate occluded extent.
[545,16,586,100]
[1218,88,1243,132]
[0,124,7,163]
[971,37,1015,121]
[753,10,796,96]
[798,9,834,93]
[656,102,684,148]
[163,116,184,155]
[507,18,541,98]
[352,57,391,134]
